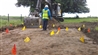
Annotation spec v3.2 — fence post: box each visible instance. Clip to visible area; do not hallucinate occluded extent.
[8,14,9,22]
[21,14,22,21]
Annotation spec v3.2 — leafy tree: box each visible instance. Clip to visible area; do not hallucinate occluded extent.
[16,0,89,13]
[55,0,89,13]
[16,0,37,12]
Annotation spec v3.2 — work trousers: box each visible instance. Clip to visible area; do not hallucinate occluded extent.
[42,19,48,30]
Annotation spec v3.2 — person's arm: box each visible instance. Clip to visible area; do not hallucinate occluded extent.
[48,9,52,20]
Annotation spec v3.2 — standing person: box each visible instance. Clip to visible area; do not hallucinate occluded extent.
[41,5,52,31]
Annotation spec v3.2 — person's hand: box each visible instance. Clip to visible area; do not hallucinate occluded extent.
[50,17,52,20]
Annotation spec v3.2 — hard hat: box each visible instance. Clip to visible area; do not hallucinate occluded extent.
[45,5,48,7]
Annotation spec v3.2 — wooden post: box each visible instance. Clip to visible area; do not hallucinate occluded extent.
[8,14,9,22]
[21,14,22,21]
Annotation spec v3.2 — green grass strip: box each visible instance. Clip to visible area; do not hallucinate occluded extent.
[62,18,98,23]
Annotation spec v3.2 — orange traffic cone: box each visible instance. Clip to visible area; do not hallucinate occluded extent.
[10,24,12,26]
[5,28,9,33]
[58,27,61,31]
[87,28,90,33]
[11,44,16,55]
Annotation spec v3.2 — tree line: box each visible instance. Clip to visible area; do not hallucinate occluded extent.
[16,0,89,13]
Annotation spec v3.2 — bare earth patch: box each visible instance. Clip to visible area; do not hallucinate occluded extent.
[0,28,98,55]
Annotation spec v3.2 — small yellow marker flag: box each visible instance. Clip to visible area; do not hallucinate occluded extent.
[24,37,30,43]
[56,30,60,34]
[78,27,81,31]
[39,25,42,28]
[53,24,55,27]
[80,36,85,43]
[65,27,69,31]
[50,30,55,36]
[22,26,26,30]
[82,24,85,28]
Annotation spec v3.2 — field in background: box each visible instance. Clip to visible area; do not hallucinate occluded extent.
[0,16,98,28]
[0,16,23,27]
[63,18,98,23]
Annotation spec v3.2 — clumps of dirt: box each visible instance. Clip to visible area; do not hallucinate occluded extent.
[0,24,23,32]
[48,18,65,29]
[81,22,98,29]
[0,18,60,32]
[83,30,98,44]
[48,21,98,45]
[80,22,98,44]
[48,18,59,24]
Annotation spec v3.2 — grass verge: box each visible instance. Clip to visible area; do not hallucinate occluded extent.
[62,18,98,23]
[0,16,23,27]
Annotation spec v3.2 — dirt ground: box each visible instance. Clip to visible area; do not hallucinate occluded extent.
[0,23,98,55]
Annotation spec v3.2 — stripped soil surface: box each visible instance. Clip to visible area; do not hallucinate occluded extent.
[0,21,98,55]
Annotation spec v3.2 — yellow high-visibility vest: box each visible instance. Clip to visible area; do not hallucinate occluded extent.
[42,9,49,19]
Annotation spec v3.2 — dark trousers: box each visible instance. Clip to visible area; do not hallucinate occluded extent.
[43,19,48,30]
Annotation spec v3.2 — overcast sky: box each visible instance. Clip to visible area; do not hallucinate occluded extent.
[0,0,98,17]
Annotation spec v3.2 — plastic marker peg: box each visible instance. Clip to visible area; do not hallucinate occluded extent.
[11,44,16,55]
[50,30,55,36]
[65,27,69,31]
[53,24,55,27]
[82,24,85,28]
[22,26,26,30]
[56,30,60,34]
[87,28,90,33]
[80,36,85,43]
[39,25,42,28]
[5,28,9,33]
[78,27,81,31]
[58,27,61,31]
[24,37,30,43]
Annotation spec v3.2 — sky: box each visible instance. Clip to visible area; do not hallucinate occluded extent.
[0,0,29,16]
[0,0,98,17]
